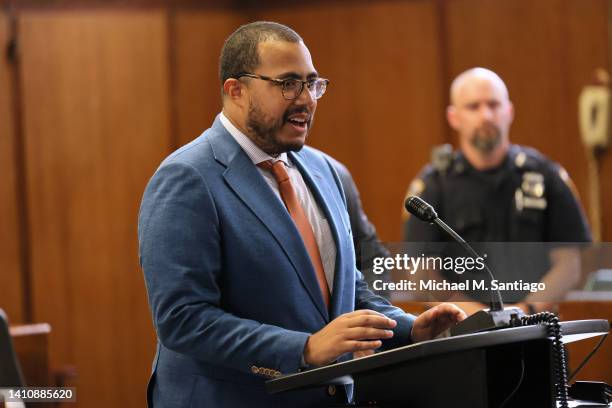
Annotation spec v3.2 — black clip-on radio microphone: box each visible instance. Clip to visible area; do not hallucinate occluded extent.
[404,196,524,336]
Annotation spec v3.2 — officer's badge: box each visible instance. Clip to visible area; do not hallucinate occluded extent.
[515,172,547,211]
[521,172,545,197]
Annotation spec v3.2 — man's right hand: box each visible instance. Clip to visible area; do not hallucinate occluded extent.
[303,310,396,367]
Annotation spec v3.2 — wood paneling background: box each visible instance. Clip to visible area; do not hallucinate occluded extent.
[0,12,25,324]
[560,301,612,384]
[0,1,610,407]
[172,10,247,147]
[18,10,170,406]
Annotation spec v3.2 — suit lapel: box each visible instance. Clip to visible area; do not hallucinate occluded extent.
[208,119,329,322]
[290,151,350,319]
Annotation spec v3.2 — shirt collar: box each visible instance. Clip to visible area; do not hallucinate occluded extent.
[219,111,289,166]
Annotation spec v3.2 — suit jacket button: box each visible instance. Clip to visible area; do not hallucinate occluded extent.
[327,385,336,396]
[251,366,259,374]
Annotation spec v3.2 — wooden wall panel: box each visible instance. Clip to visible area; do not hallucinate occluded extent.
[173,10,247,147]
[445,0,569,163]
[444,0,611,240]
[562,0,610,241]
[19,10,169,407]
[253,1,448,241]
[0,12,25,324]
[560,301,612,384]
[601,133,612,240]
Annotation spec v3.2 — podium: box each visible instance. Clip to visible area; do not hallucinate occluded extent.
[266,320,610,408]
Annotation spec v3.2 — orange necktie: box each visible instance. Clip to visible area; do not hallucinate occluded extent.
[258,160,331,308]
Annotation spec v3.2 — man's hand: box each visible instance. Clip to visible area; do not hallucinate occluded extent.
[411,303,467,343]
[353,349,375,359]
[303,310,396,367]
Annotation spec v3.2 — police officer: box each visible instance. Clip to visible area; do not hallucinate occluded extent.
[403,67,591,315]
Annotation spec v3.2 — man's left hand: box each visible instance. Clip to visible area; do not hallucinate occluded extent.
[411,303,467,342]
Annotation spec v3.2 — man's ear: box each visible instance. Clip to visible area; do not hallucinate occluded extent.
[447,105,459,130]
[507,101,515,124]
[223,78,244,100]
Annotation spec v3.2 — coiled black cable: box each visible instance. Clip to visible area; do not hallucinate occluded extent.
[521,312,569,408]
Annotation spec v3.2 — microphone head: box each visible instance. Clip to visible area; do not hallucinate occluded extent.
[404,196,438,222]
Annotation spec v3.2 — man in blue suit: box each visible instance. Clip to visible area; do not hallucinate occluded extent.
[138,21,465,407]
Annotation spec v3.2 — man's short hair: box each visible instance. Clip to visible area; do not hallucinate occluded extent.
[219,21,302,90]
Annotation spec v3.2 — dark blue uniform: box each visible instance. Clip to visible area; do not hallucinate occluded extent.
[403,144,591,301]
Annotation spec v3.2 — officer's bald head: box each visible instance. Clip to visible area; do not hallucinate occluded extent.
[450,68,509,106]
[446,67,514,170]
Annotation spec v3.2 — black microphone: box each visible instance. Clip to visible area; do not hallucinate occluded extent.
[405,196,437,222]
[405,196,524,335]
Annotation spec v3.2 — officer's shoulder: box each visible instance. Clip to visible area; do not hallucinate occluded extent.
[417,163,440,181]
[406,144,456,189]
[429,143,455,173]
[410,143,456,180]
[401,146,452,220]
[511,145,578,192]
[404,164,441,202]
[511,144,557,172]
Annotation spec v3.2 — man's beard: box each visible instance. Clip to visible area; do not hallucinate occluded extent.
[246,102,313,156]
[471,122,502,154]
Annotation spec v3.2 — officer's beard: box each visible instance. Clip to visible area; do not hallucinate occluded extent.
[471,122,502,154]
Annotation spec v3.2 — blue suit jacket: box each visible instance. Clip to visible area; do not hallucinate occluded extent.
[138,116,415,407]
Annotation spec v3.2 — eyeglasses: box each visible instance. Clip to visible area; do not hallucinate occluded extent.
[237,73,330,100]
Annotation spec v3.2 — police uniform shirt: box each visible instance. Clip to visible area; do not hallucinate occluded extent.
[402,144,592,301]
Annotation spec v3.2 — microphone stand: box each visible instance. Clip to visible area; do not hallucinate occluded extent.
[404,196,524,335]
[433,217,525,336]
